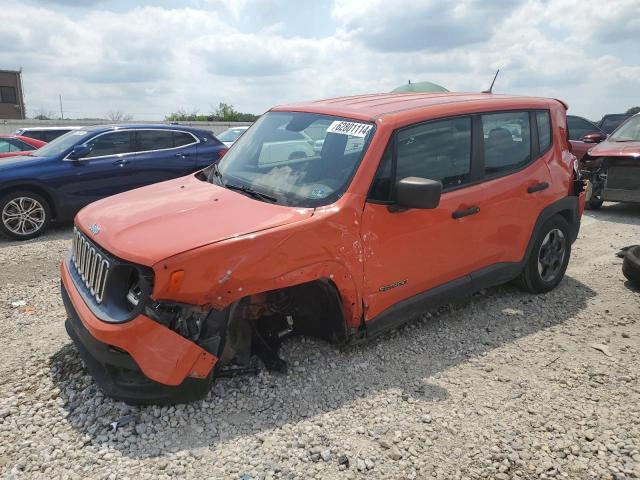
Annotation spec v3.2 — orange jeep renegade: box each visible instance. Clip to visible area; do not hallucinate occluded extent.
[61,92,586,403]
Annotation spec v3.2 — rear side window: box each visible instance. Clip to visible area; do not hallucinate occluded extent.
[137,130,174,151]
[536,111,552,152]
[22,131,44,141]
[481,111,531,176]
[173,131,196,147]
[396,117,472,190]
[86,131,133,158]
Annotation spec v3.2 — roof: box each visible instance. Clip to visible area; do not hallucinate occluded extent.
[272,92,560,123]
[18,124,213,133]
[391,81,449,93]
[17,126,83,131]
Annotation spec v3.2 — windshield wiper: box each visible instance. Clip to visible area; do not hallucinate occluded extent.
[225,183,278,203]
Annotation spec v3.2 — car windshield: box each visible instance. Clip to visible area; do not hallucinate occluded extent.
[609,115,640,142]
[31,130,92,157]
[212,111,375,207]
[217,128,246,142]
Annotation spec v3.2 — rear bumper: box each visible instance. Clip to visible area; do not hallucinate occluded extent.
[61,261,217,404]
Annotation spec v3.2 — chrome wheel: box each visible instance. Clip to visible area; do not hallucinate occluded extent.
[537,228,566,283]
[2,196,46,236]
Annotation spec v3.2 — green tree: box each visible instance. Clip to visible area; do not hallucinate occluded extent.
[626,106,640,115]
[164,109,208,121]
[210,103,259,122]
[165,104,259,122]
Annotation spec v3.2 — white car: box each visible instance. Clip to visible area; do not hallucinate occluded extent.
[14,126,84,143]
[216,126,250,147]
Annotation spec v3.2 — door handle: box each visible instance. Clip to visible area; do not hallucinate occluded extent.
[452,206,480,219]
[527,182,549,194]
[175,152,190,158]
[112,159,127,166]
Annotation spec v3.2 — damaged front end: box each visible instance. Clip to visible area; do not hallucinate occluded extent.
[63,224,349,404]
[144,293,294,378]
[147,279,348,386]
[581,156,640,208]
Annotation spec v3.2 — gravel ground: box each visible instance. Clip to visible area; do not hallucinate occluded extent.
[0,204,639,480]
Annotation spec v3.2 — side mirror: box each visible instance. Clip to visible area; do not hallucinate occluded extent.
[395,177,442,210]
[581,131,606,144]
[68,144,91,160]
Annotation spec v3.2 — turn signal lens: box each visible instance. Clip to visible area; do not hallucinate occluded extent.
[168,270,185,294]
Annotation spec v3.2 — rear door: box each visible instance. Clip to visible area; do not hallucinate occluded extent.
[132,129,198,185]
[471,110,554,272]
[56,130,139,210]
[361,115,488,320]
[192,132,226,169]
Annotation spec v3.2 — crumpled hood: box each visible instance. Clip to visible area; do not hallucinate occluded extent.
[588,140,640,158]
[76,174,314,265]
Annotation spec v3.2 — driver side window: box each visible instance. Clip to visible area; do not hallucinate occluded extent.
[368,117,472,202]
[85,131,134,158]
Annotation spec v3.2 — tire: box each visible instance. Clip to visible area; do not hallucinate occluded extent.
[517,215,571,293]
[622,246,640,286]
[585,179,603,210]
[0,190,51,240]
[585,198,603,210]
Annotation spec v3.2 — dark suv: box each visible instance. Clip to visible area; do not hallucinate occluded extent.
[0,124,227,240]
[598,114,632,135]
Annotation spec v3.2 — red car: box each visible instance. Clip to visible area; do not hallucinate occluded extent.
[581,113,640,209]
[0,135,46,158]
[567,115,606,162]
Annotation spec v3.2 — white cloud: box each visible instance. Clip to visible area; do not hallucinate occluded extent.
[0,0,638,120]
[332,0,521,52]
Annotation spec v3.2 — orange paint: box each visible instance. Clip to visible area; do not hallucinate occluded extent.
[61,261,217,385]
[66,92,582,389]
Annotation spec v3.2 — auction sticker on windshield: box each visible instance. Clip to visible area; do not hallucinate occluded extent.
[327,120,373,138]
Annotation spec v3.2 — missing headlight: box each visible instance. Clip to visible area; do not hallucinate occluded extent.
[145,302,209,342]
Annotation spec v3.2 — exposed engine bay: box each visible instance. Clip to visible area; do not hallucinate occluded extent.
[147,280,347,377]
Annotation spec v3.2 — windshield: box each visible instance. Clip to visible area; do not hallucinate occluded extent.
[31,130,92,157]
[610,115,640,142]
[212,112,375,207]
[217,128,247,142]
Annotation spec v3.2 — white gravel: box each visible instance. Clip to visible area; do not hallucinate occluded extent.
[1,203,639,480]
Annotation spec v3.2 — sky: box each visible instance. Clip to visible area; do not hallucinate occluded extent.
[1,0,639,121]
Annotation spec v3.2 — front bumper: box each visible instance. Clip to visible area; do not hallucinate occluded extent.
[61,261,217,404]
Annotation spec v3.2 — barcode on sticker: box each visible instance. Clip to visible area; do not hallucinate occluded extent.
[326,121,373,138]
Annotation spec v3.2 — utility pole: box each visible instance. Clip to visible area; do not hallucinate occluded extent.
[59,94,64,120]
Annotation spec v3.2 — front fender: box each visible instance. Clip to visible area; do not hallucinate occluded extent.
[151,199,366,328]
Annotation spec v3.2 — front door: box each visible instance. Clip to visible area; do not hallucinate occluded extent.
[56,130,139,212]
[361,115,487,320]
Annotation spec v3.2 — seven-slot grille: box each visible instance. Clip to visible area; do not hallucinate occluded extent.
[71,227,111,303]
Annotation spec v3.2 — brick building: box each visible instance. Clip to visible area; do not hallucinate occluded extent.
[0,69,26,120]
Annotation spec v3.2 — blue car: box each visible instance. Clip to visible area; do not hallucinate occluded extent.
[0,124,228,240]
